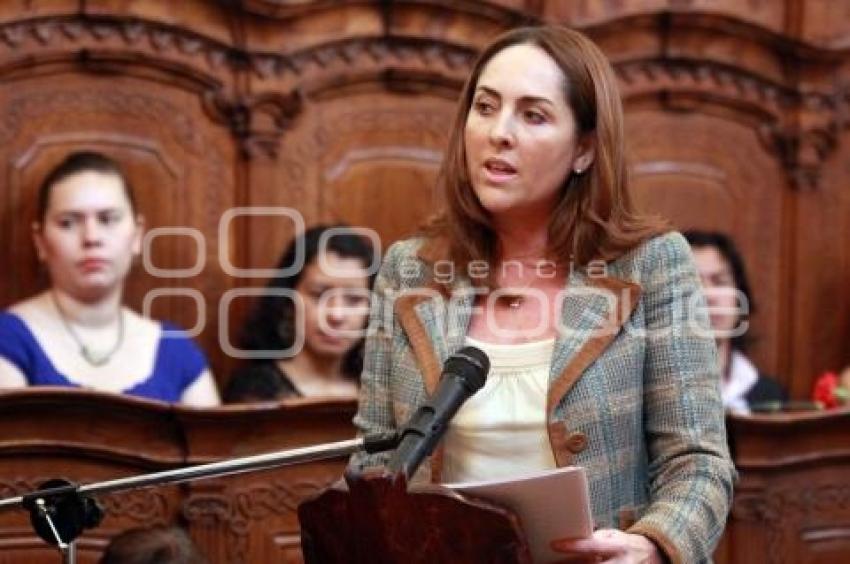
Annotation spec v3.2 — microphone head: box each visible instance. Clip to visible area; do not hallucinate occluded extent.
[444,346,490,392]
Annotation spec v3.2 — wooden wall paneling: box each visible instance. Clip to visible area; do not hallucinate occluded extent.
[310,93,455,245]
[0,0,847,400]
[234,0,526,52]
[82,0,236,45]
[0,0,75,25]
[214,1,511,368]
[239,3,386,54]
[386,0,525,48]
[788,128,850,399]
[610,19,793,385]
[625,109,786,379]
[542,0,786,33]
[263,1,522,249]
[779,29,850,396]
[797,0,850,49]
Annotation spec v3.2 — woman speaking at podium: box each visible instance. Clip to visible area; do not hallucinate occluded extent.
[351,25,734,563]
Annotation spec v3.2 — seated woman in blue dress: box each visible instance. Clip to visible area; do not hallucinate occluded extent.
[0,151,220,406]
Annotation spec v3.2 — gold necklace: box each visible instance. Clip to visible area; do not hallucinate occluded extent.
[51,292,125,367]
[505,293,525,309]
[497,258,564,310]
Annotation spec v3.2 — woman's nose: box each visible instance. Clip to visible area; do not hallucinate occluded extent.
[322,295,347,324]
[488,111,516,148]
[81,217,103,246]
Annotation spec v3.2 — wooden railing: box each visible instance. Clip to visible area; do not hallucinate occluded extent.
[716,409,850,564]
[1,390,848,563]
[0,388,356,564]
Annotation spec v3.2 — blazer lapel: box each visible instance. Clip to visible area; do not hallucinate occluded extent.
[394,279,474,483]
[395,279,475,396]
[547,272,642,415]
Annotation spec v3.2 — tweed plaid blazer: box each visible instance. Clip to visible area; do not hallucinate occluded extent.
[351,231,735,564]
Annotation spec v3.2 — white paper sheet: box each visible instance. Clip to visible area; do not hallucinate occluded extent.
[444,465,593,563]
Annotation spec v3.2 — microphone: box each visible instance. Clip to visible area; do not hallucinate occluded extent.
[387,346,490,480]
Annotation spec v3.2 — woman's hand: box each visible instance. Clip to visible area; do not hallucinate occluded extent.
[551,529,664,563]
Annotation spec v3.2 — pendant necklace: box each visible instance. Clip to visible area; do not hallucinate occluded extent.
[500,278,535,310]
[51,292,125,367]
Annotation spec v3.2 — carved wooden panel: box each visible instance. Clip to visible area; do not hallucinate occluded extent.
[721,411,850,564]
[0,390,185,564]
[788,133,850,399]
[311,95,452,245]
[0,390,358,564]
[568,1,784,32]
[176,399,359,564]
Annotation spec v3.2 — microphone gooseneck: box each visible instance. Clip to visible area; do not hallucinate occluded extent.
[387,346,490,480]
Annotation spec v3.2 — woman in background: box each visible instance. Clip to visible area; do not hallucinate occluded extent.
[224,225,375,402]
[685,230,786,413]
[0,151,220,406]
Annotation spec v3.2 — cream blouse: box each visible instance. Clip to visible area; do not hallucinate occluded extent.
[441,336,557,483]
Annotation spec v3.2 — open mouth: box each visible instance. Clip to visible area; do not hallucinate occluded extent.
[484,158,517,175]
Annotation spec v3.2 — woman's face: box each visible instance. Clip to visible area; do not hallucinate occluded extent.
[295,251,371,360]
[464,43,593,221]
[692,245,741,338]
[33,170,142,302]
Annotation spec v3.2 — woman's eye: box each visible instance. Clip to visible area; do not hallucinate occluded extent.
[474,100,495,115]
[57,217,76,229]
[524,110,546,124]
[345,294,370,307]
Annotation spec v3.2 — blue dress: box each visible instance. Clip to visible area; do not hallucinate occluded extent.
[0,312,208,403]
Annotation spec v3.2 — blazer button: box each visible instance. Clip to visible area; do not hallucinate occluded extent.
[566,431,588,453]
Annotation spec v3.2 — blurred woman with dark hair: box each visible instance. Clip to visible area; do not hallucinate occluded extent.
[684,230,786,413]
[224,225,376,402]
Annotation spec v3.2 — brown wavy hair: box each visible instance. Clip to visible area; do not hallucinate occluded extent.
[427,25,668,275]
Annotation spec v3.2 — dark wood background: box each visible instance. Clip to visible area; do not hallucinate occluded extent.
[1,0,848,399]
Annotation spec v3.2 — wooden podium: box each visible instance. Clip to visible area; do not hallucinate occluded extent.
[298,470,532,564]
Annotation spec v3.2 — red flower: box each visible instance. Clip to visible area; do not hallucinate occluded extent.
[813,372,848,409]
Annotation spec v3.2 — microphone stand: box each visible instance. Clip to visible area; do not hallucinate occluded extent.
[0,432,398,564]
